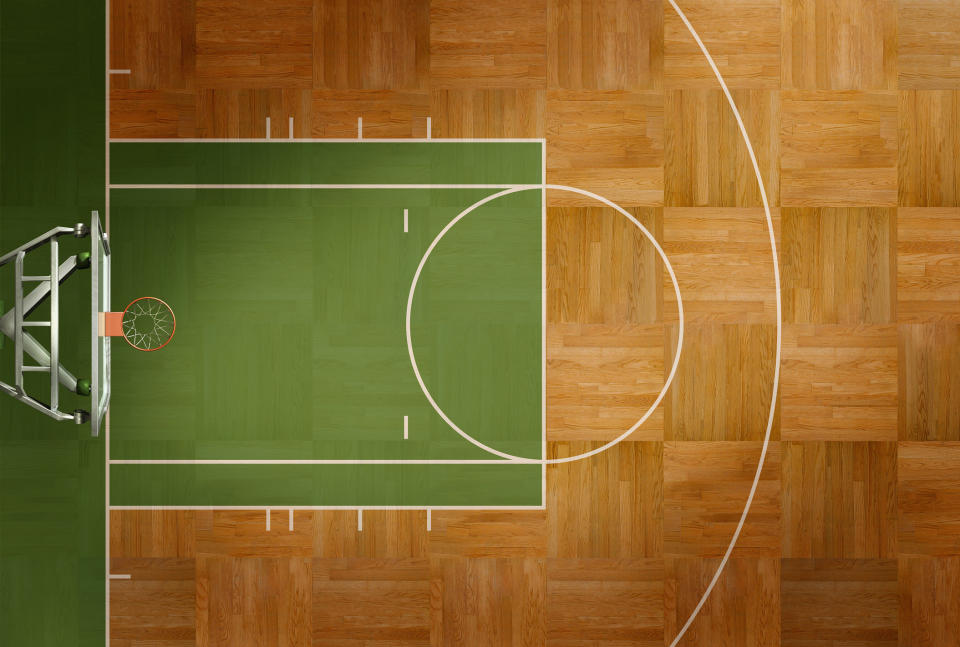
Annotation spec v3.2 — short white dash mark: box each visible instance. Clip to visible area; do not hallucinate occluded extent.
[266,117,271,140]
[108,574,132,580]
[288,116,294,139]
[357,117,363,139]
[426,117,432,139]
[404,415,409,438]
[289,509,294,531]
[403,209,409,234]
[108,69,131,75]
[427,509,432,532]
[266,508,271,531]
[357,509,363,531]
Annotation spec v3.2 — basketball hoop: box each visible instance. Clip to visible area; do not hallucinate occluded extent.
[102,297,176,351]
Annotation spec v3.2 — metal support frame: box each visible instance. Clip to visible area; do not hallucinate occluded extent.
[0,222,90,423]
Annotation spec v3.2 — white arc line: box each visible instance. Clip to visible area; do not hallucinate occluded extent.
[665,2,780,646]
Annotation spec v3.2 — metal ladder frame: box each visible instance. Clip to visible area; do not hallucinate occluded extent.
[0,222,90,423]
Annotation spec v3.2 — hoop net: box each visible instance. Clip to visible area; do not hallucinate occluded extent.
[121,297,176,351]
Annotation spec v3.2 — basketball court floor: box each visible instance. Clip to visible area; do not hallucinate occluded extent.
[2,0,960,646]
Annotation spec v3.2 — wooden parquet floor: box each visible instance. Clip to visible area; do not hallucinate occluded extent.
[108,1,960,645]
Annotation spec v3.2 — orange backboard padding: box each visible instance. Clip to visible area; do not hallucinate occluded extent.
[103,311,124,337]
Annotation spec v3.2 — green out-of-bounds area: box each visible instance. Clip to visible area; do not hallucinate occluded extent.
[0,0,106,644]
[108,181,545,507]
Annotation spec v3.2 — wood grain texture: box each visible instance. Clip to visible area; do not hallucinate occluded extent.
[429,0,547,88]
[546,559,664,645]
[898,1,960,89]
[110,0,196,90]
[110,559,196,646]
[665,89,780,207]
[664,0,781,89]
[897,208,960,322]
[899,90,960,207]
[430,89,545,138]
[781,91,898,206]
[548,0,662,91]
[782,208,896,324]
[311,89,429,137]
[781,559,898,647]
[663,208,780,324]
[665,557,780,647]
[546,91,664,206]
[781,442,898,558]
[196,88,312,138]
[899,324,960,440]
[781,324,898,441]
[548,441,662,558]
[900,556,960,647]
[664,442,782,558]
[547,324,665,441]
[666,324,779,441]
[195,0,313,89]
[313,0,429,90]
[782,0,897,90]
[431,558,545,647]
[898,442,960,556]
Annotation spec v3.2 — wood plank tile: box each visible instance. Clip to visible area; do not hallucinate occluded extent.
[547,441,662,558]
[782,0,897,90]
[547,91,664,207]
[664,0,780,89]
[781,559,898,647]
[900,556,960,647]
[665,324,779,441]
[665,89,780,207]
[781,324,898,441]
[314,510,429,558]
[664,441,782,558]
[665,557,780,647]
[781,91,898,206]
[899,90,960,207]
[428,511,546,559]
[429,0,547,88]
[195,0,313,89]
[899,324,960,440]
[546,558,664,645]
[110,0,196,90]
[548,206,662,325]
[430,89,545,138]
[195,510,313,558]
[548,0,662,91]
[110,89,197,138]
[110,510,196,558]
[898,1,960,89]
[897,208,960,322]
[313,0,429,90]
[196,556,311,647]
[110,558,196,645]
[547,324,665,442]
[311,89,429,137]
[898,442,960,555]
[781,442,898,558]
[663,208,781,324]
[781,208,896,324]
[313,558,430,645]
[196,88,312,138]
[431,558,545,647]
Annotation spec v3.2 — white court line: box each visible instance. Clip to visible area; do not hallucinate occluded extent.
[104,3,112,644]
[265,509,271,530]
[427,509,432,532]
[403,415,409,438]
[109,184,534,190]
[357,117,362,139]
[111,458,530,464]
[289,509,294,531]
[108,574,131,580]
[666,2,780,646]
[109,137,545,144]
[110,505,546,511]
[108,69,131,75]
[265,117,271,140]
[288,116,294,139]
[403,209,409,233]
[540,140,546,504]
[357,510,363,531]
[426,117,432,139]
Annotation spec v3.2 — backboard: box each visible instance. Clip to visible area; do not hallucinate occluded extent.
[91,211,110,436]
